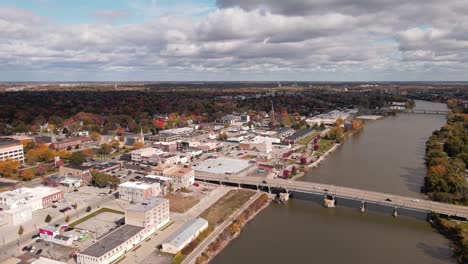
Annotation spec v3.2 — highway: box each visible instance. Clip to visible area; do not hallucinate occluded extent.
[195,174,468,220]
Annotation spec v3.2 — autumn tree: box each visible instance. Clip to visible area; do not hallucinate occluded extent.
[0,159,20,178]
[133,141,145,150]
[90,131,101,141]
[20,169,34,181]
[18,225,24,235]
[45,214,52,223]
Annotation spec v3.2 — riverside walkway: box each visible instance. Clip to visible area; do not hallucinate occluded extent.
[195,173,468,220]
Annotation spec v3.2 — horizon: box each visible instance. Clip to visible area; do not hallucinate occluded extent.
[1,1,468,81]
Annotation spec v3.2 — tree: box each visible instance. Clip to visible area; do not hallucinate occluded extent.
[291,166,297,175]
[18,225,24,235]
[133,141,145,150]
[45,214,52,223]
[313,144,319,151]
[25,144,55,165]
[90,131,101,141]
[35,165,46,176]
[0,159,20,178]
[65,215,70,223]
[82,148,94,158]
[283,169,290,178]
[443,138,464,157]
[218,133,228,140]
[86,206,91,212]
[300,157,307,165]
[69,151,85,166]
[56,150,71,159]
[20,169,33,181]
[91,170,119,187]
[99,144,111,154]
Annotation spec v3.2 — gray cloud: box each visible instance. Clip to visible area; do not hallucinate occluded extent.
[0,1,468,81]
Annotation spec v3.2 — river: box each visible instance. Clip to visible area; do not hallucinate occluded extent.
[212,101,456,264]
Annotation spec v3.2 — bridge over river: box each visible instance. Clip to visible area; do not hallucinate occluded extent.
[195,173,468,220]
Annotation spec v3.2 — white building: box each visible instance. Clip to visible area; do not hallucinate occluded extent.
[0,139,24,163]
[77,198,170,264]
[161,218,209,254]
[306,110,350,126]
[118,181,160,202]
[154,165,194,189]
[125,197,170,234]
[159,127,194,136]
[240,136,280,153]
[131,148,161,162]
[0,187,64,225]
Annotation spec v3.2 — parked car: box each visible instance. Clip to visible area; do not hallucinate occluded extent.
[65,227,74,232]
[31,234,39,239]
[36,239,44,243]
[193,183,200,187]
[22,246,29,251]
[29,246,36,253]
[36,249,43,255]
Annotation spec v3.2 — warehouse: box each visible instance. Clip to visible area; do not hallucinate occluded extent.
[161,218,208,254]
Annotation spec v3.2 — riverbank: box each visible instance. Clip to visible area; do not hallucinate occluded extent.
[429,213,468,264]
[193,193,271,264]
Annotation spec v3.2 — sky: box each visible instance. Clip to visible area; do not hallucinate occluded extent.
[1,0,468,81]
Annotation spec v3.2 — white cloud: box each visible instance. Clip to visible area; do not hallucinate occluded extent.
[1,1,468,81]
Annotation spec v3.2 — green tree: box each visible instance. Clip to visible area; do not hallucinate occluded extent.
[444,138,464,157]
[91,170,119,187]
[69,151,85,166]
[18,225,24,235]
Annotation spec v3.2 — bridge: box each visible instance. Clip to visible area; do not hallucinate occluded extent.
[402,109,449,115]
[195,173,468,220]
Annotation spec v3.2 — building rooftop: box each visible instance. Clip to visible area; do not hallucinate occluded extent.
[79,225,144,258]
[0,139,21,148]
[89,162,121,171]
[119,181,153,190]
[163,218,208,248]
[131,147,158,155]
[195,158,250,175]
[126,197,168,212]
[165,167,193,177]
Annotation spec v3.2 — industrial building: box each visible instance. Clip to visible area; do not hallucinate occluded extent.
[195,158,251,175]
[161,217,208,254]
[0,187,64,225]
[77,198,170,264]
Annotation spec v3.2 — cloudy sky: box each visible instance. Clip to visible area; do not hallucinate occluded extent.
[1,0,467,81]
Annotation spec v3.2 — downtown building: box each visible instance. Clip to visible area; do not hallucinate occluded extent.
[77,197,170,264]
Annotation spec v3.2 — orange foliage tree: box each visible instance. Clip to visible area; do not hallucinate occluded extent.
[0,159,20,177]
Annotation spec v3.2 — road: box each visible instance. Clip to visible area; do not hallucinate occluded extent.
[195,174,468,219]
[182,192,263,264]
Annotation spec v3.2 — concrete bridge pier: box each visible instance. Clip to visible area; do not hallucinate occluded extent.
[360,202,365,213]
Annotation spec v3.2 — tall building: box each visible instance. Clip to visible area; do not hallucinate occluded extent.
[0,139,24,163]
[269,100,276,124]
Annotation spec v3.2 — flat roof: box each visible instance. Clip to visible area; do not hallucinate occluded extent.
[165,167,193,177]
[79,225,144,258]
[119,181,153,189]
[126,197,167,212]
[163,218,208,248]
[195,158,250,174]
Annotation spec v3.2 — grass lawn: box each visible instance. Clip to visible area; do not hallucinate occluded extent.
[298,132,319,145]
[200,190,255,226]
[165,193,200,213]
[69,208,124,227]
[316,139,335,156]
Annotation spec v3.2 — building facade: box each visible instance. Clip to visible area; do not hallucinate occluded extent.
[0,139,24,163]
[118,182,160,202]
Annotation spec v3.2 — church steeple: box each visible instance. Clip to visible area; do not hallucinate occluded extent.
[270,100,276,124]
[139,127,145,144]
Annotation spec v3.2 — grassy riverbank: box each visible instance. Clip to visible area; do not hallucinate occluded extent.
[430,213,468,263]
[195,193,271,264]
[171,190,255,264]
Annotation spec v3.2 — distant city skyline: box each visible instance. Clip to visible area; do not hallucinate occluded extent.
[1,0,468,81]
